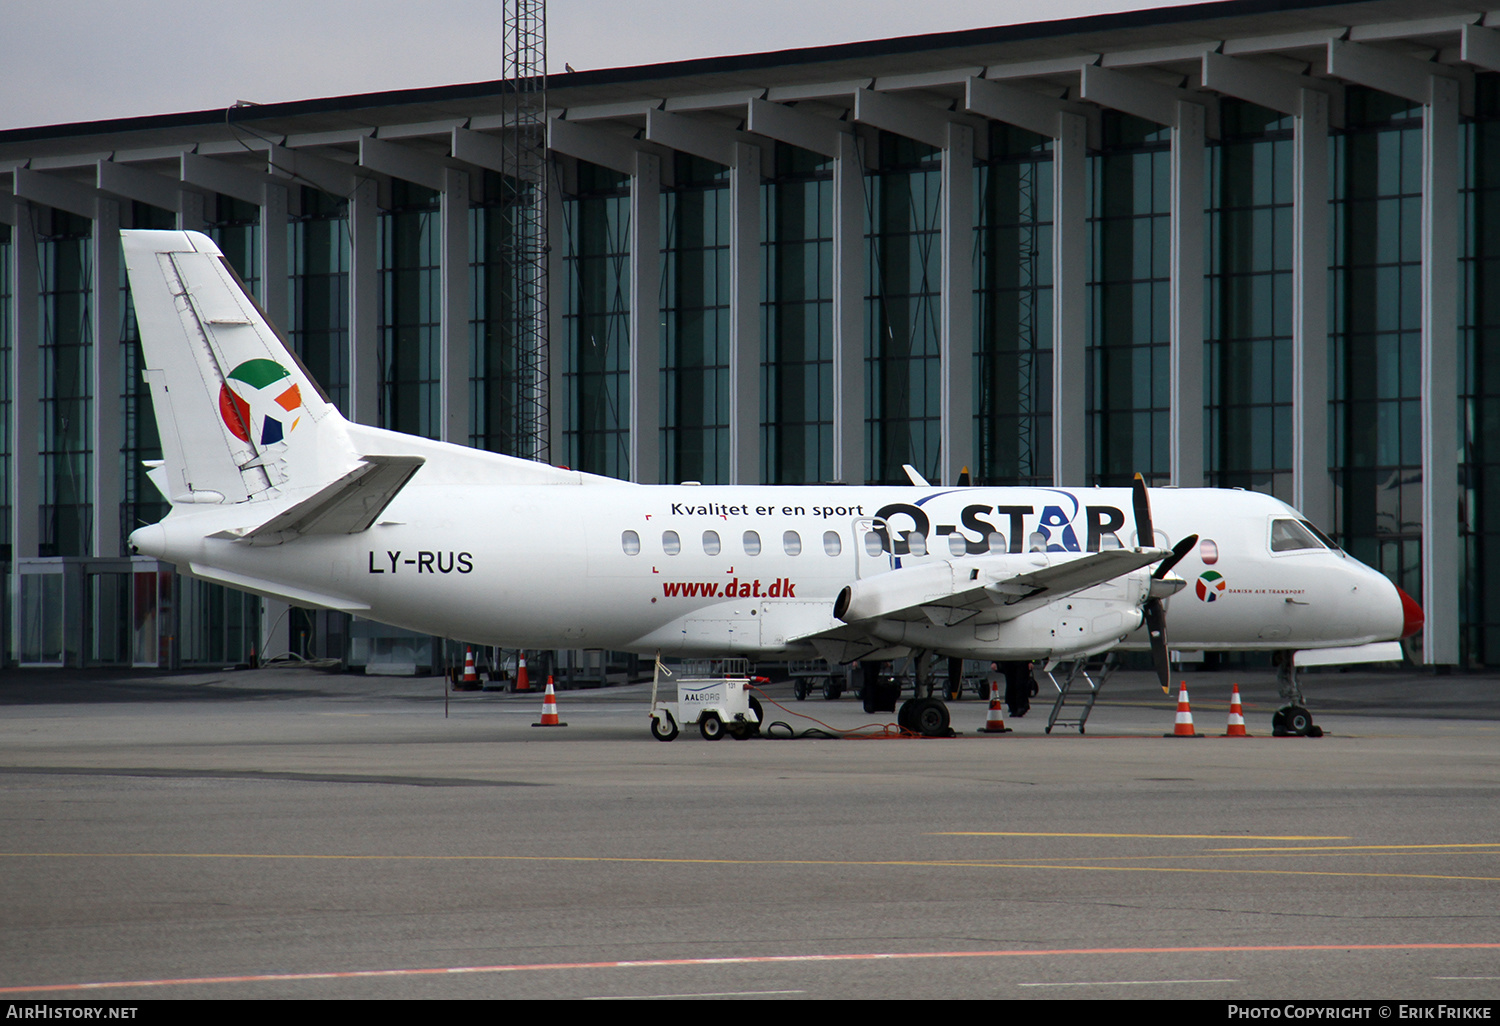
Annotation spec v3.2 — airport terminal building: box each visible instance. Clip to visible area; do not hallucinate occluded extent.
[1,0,1495,669]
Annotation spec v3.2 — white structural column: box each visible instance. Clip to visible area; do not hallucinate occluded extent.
[744,98,865,483]
[91,199,121,557]
[1200,52,1335,527]
[439,167,471,445]
[629,150,662,484]
[1169,100,1206,489]
[853,89,979,484]
[1292,89,1331,527]
[547,158,568,462]
[5,195,38,564]
[348,179,379,425]
[644,109,764,484]
[1052,113,1088,486]
[1326,40,1460,664]
[833,132,865,484]
[964,77,1092,486]
[939,122,975,487]
[1080,65,1208,487]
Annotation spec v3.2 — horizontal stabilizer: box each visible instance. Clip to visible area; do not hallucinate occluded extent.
[186,563,371,613]
[217,456,425,540]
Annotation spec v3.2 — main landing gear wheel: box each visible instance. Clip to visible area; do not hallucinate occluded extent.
[651,713,678,742]
[699,711,725,741]
[822,678,842,700]
[1272,704,1323,738]
[899,697,951,737]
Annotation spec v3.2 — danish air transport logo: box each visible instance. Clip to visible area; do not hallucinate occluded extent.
[218,359,302,446]
[1196,570,1227,602]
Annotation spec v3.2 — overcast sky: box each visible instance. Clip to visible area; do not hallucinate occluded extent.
[2,0,1207,132]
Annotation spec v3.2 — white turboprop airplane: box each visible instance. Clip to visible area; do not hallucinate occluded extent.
[122,230,1423,737]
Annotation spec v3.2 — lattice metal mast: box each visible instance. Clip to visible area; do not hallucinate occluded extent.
[501,0,549,463]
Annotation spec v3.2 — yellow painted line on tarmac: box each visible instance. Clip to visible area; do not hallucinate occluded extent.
[3,851,1497,882]
[1209,843,1500,852]
[933,831,1349,840]
[6,943,1500,996]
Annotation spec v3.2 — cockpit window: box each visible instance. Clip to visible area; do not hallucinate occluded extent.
[1271,518,1324,552]
[1301,519,1342,552]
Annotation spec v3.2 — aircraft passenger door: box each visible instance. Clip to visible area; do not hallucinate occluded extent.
[853,517,894,579]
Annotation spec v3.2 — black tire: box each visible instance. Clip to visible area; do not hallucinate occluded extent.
[896,700,915,731]
[748,697,764,736]
[699,711,725,741]
[823,678,840,700]
[911,697,950,737]
[1286,705,1314,735]
[651,713,678,742]
[794,680,808,701]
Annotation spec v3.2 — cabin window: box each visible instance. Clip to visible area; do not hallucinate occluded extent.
[662,530,681,555]
[702,530,721,556]
[864,531,883,556]
[1271,519,1323,552]
[948,533,966,557]
[743,530,761,555]
[1028,531,1047,553]
[987,532,1006,554]
[823,530,842,556]
[1200,538,1219,564]
[621,530,641,555]
[906,532,926,557]
[1099,533,1123,550]
[783,530,802,556]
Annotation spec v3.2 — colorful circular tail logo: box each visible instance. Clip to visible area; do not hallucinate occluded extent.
[1196,570,1226,602]
[218,359,302,446]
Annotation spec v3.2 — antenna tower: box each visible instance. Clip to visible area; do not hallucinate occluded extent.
[501,0,549,462]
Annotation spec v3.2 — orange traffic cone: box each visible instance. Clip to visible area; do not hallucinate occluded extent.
[532,676,567,727]
[980,679,1011,734]
[457,647,480,690]
[1165,682,1202,737]
[1224,683,1249,737]
[515,651,530,692]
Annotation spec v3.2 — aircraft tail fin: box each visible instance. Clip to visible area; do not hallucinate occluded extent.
[122,229,348,507]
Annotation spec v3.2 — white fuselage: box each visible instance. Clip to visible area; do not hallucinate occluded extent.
[131,472,1409,662]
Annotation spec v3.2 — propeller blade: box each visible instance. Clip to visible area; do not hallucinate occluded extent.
[1155,534,1199,580]
[1132,472,1154,549]
[1144,597,1170,693]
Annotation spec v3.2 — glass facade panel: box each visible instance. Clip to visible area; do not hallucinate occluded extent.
[0,221,10,570]
[660,155,730,483]
[1330,87,1423,599]
[1088,113,1171,485]
[867,132,942,484]
[762,144,834,483]
[1206,100,1295,502]
[379,181,442,439]
[471,170,523,453]
[562,161,631,478]
[974,124,1052,486]
[38,211,93,557]
[1461,72,1500,665]
[289,187,350,415]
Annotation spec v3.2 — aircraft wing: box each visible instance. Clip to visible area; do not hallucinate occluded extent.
[209,455,425,541]
[829,547,1171,630]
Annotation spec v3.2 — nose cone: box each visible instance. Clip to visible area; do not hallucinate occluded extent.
[1397,586,1424,639]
